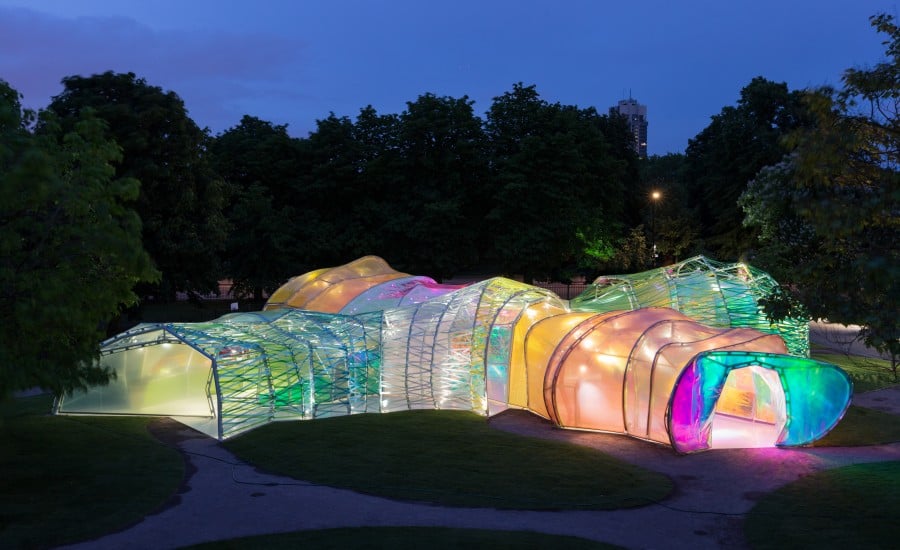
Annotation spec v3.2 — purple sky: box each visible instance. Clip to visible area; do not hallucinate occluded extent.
[0,0,893,155]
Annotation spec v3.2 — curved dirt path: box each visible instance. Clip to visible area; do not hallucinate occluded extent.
[58,389,900,550]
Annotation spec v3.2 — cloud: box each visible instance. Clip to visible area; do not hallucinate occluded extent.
[0,6,309,132]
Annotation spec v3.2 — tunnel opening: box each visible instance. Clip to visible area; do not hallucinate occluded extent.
[709,365,786,449]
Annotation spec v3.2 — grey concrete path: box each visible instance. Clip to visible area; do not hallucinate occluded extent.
[58,388,900,550]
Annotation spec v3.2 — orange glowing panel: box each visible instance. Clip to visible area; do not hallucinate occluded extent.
[265,256,410,312]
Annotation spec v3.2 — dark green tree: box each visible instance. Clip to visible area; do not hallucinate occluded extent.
[300,98,488,279]
[610,225,653,272]
[485,83,630,282]
[210,116,305,298]
[346,106,404,261]
[0,80,157,397]
[45,71,227,300]
[685,77,809,259]
[301,112,372,265]
[740,13,900,378]
[393,93,488,278]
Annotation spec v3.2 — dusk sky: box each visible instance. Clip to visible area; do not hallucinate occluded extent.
[1,0,895,155]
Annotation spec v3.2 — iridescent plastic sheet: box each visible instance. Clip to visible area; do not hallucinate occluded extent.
[533,309,791,444]
[670,351,852,452]
[570,255,810,356]
[339,276,463,315]
[264,256,409,312]
[57,310,383,439]
[58,256,852,451]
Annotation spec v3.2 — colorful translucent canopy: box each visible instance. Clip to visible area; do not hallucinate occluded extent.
[570,255,810,357]
[56,256,852,452]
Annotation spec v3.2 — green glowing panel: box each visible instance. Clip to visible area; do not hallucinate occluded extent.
[571,255,809,356]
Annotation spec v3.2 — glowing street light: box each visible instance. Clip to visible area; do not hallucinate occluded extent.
[650,190,662,263]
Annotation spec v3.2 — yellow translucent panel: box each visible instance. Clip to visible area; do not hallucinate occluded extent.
[508,302,567,409]
[305,273,408,313]
[270,256,411,312]
[285,277,333,309]
[326,255,397,279]
[524,311,598,419]
[265,268,329,310]
[717,382,756,419]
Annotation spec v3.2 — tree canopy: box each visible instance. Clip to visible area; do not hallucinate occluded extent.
[210,84,639,284]
[0,80,157,397]
[209,115,304,299]
[686,77,809,259]
[740,13,900,376]
[485,83,633,281]
[46,71,227,299]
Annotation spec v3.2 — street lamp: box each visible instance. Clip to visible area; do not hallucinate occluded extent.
[650,190,661,263]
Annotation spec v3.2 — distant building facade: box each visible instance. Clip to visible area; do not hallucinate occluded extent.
[609,98,648,158]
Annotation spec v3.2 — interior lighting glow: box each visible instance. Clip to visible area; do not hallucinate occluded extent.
[57,256,851,452]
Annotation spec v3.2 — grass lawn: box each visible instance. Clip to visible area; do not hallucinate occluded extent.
[0,395,184,549]
[814,405,900,447]
[225,409,672,510]
[184,526,619,549]
[744,461,900,549]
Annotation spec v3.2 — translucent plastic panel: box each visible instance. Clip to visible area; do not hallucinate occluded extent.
[486,325,512,412]
[338,276,464,315]
[380,284,482,413]
[669,351,852,453]
[435,287,483,411]
[99,324,181,354]
[265,256,411,312]
[550,323,628,432]
[309,344,352,418]
[777,359,854,446]
[306,273,408,313]
[58,342,215,426]
[380,306,417,412]
[507,302,567,409]
[214,349,271,438]
[340,276,435,314]
[570,255,810,357]
[322,255,403,279]
[285,277,333,309]
[483,289,568,415]
[569,278,635,311]
[643,330,786,444]
[524,312,598,420]
[399,282,464,307]
[264,268,328,310]
[155,309,381,438]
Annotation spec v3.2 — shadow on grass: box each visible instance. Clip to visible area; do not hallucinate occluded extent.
[225,409,673,510]
[0,395,184,548]
[815,405,900,447]
[744,461,900,549]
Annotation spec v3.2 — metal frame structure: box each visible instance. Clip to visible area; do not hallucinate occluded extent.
[55,256,852,452]
[569,255,809,356]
